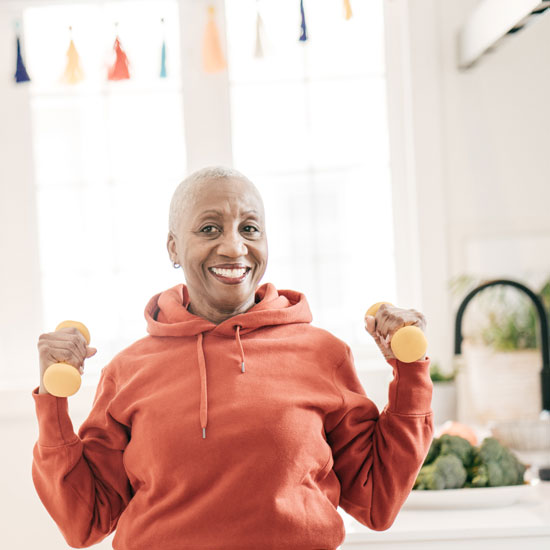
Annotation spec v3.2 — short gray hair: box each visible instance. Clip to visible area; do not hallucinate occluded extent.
[168,165,261,234]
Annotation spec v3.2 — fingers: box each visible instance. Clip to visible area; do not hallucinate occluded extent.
[40,330,87,357]
[37,331,97,372]
[43,348,82,369]
[364,315,376,335]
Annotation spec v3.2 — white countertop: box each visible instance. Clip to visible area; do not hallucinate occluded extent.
[339,482,550,549]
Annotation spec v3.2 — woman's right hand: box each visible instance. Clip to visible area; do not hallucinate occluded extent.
[37,327,97,394]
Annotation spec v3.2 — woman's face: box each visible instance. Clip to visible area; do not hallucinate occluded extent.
[167,177,268,323]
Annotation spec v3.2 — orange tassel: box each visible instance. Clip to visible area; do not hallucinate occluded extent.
[108,36,130,81]
[343,0,353,20]
[62,34,84,84]
[203,5,227,73]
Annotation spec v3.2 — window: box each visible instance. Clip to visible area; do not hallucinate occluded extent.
[225,0,396,361]
[23,0,185,364]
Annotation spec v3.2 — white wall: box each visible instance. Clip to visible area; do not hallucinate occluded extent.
[385,0,550,374]
[440,1,550,285]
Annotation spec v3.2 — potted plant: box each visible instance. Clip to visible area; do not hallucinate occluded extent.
[449,275,550,425]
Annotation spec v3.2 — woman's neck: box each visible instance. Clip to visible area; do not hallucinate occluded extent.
[187,295,255,325]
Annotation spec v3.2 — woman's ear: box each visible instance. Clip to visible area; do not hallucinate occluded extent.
[166,232,177,262]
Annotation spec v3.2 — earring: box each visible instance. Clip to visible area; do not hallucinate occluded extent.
[172,261,180,269]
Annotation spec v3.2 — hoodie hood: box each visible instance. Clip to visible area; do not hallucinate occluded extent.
[144,282,313,438]
[145,282,312,337]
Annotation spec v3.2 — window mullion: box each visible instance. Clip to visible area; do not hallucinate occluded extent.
[178,0,234,172]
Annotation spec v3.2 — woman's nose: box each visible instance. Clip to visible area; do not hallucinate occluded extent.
[217,230,247,257]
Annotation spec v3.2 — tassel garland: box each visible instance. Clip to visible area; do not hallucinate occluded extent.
[12,5,359,83]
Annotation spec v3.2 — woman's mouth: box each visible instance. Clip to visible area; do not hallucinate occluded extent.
[208,267,251,285]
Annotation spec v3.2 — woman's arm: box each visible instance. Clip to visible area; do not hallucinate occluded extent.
[325,345,433,531]
[32,368,133,547]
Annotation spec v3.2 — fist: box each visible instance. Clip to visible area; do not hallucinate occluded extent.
[364,303,427,360]
[37,327,97,391]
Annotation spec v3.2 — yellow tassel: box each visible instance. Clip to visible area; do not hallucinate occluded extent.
[62,38,84,84]
[343,0,353,20]
[203,5,227,73]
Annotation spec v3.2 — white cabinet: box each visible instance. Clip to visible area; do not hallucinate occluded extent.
[340,483,550,549]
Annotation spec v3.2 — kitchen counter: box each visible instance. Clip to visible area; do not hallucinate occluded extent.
[339,481,550,549]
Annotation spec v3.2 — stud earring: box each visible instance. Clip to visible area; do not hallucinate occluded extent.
[172,261,180,269]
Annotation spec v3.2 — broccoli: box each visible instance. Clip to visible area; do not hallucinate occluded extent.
[414,454,467,490]
[438,434,475,467]
[465,437,526,488]
[422,437,441,466]
[414,434,526,490]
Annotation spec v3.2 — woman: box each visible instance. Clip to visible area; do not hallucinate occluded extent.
[33,166,433,550]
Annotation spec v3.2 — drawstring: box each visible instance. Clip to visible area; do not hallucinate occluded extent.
[235,325,245,373]
[196,333,207,439]
[195,326,246,440]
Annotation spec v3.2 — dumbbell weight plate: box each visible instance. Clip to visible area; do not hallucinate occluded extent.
[43,362,82,397]
[55,320,90,345]
[391,325,428,363]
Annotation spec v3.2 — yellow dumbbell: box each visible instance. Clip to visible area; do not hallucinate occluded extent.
[43,320,90,397]
[365,302,427,363]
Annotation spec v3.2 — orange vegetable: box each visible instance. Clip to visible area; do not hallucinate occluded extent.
[439,420,478,446]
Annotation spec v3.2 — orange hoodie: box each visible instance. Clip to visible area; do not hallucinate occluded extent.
[32,282,433,549]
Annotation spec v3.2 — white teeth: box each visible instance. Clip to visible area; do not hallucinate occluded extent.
[211,267,247,278]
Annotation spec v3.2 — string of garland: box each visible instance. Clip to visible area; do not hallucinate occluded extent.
[13,1,353,84]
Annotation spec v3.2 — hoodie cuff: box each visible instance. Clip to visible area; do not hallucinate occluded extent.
[385,356,433,415]
[31,386,78,447]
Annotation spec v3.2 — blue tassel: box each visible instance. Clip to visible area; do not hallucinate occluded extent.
[160,39,167,78]
[15,35,30,83]
[299,0,308,42]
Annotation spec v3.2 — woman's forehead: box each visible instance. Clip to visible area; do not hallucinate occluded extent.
[190,180,264,216]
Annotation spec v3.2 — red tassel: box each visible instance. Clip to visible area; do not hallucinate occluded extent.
[108,36,130,81]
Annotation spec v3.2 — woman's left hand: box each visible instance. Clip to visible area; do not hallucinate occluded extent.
[364,303,427,360]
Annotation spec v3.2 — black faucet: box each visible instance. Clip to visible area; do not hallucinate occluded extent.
[454,278,550,411]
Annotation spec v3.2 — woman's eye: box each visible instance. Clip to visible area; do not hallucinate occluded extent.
[243,225,259,233]
[200,225,219,234]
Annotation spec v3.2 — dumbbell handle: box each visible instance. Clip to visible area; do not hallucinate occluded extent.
[366,302,427,363]
[42,321,90,397]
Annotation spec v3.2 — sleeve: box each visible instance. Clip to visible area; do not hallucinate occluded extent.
[31,368,133,548]
[325,345,433,531]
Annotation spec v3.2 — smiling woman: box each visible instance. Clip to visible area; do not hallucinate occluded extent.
[32,161,434,549]
[166,166,269,324]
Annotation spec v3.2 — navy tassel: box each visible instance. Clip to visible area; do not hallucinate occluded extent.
[15,35,30,83]
[299,0,308,42]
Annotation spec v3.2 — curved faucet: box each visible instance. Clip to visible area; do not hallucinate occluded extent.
[454,278,550,411]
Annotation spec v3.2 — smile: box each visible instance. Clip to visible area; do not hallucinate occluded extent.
[208,267,251,284]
